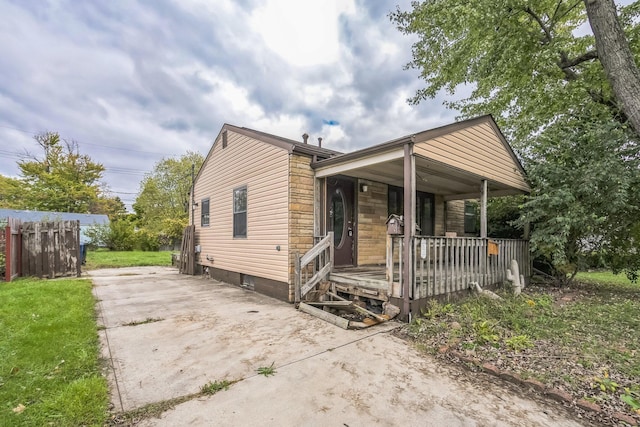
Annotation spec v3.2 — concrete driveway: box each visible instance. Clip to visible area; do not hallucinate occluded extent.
[91,267,588,426]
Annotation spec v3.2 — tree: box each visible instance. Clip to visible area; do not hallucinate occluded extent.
[85,217,136,251]
[391,0,640,281]
[390,0,640,146]
[585,0,640,136]
[133,151,204,241]
[90,195,128,217]
[487,195,525,239]
[0,175,23,209]
[518,108,640,283]
[14,132,106,213]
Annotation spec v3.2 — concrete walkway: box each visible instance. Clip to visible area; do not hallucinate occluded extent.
[91,267,589,426]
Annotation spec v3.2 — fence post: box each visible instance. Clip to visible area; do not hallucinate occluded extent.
[4,224,9,282]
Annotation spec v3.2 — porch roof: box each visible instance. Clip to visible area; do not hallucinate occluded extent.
[311,115,530,200]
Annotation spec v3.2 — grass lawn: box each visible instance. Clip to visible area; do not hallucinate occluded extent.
[405,272,640,421]
[0,278,108,426]
[85,249,173,269]
[575,270,636,287]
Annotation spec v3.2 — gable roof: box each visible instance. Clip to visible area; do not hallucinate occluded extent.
[194,123,342,185]
[313,115,526,177]
[196,116,529,197]
[223,124,342,158]
[312,115,530,197]
[0,209,109,225]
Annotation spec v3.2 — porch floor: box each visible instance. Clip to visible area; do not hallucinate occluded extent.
[330,266,391,289]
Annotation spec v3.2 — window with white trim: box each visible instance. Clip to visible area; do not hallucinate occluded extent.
[233,186,247,238]
[201,198,210,227]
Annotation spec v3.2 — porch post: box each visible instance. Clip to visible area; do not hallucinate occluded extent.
[402,142,415,321]
[480,179,488,287]
[480,179,488,238]
[313,176,324,237]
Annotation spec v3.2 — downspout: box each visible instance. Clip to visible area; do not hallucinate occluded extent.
[402,140,415,321]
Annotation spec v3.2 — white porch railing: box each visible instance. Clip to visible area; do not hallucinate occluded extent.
[387,236,530,298]
[295,232,334,303]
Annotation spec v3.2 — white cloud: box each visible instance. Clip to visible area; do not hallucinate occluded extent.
[250,0,356,67]
[0,0,461,210]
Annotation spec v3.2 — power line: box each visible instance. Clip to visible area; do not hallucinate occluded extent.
[0,147,150,176]
[0,124,175,156]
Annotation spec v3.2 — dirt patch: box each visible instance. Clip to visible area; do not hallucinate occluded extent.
[400,282,640,426]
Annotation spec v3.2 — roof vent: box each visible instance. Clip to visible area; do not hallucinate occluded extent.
[302,133,309,144]
[318,137,323,148]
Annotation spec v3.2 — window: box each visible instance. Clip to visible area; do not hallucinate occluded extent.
[464,201,479,234]
[388,186,403,217]
[417,192,435,236]
[387,186,434,235]
[233,186,247,238]
[201,198,210,227]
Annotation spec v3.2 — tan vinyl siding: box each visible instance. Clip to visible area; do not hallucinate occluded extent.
[357,180,387,266]
[414,122,529,191]
[194,130,289,283]
[288,154,315,300]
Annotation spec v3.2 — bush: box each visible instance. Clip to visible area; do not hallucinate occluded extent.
[136,229,160,251]
[85,220,135,251]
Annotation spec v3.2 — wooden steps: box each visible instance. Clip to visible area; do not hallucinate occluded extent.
[297,284,399,329]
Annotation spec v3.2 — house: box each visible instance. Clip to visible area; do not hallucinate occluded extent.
[191,115,531,319]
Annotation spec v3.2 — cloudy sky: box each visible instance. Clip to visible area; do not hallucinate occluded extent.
[0,0,459,209]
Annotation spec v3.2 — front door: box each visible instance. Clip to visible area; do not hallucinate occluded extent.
[327,176,355,266]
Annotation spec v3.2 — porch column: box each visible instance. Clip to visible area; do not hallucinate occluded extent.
[313,177,324,237]
[480,179,488,238]
[402,142,415,321]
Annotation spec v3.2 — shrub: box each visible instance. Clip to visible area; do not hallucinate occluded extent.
[136,229,160,251]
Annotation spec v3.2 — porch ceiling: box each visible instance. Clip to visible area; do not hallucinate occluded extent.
[318,155,526,200]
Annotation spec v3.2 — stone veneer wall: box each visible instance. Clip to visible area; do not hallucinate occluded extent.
[356,180,388,266]
[445,199,465,236]
[434,195,446,236]
[288,154,315,301]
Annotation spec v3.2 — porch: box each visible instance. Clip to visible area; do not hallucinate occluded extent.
[297,235,530,303]
[296,116,532,320]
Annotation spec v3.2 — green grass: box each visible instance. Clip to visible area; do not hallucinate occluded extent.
[407,273,640,416]
[256,362,277,377]
[0,278,108,426]
[85,250,173,269]
[575,270,637,287]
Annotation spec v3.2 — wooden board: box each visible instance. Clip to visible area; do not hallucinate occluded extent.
[298,302,349,329]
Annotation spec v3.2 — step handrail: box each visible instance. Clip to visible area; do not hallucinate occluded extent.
[295,232,334,303]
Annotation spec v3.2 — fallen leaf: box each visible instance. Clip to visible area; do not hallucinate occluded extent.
[12,404,25,414]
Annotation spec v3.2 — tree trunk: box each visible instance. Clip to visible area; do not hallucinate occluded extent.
[584,0,640,137]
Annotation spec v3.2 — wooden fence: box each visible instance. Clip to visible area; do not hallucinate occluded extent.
[21,221,81,279]
[179,225,196,275]
[4,218,22,281]
[387,236,530,298]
